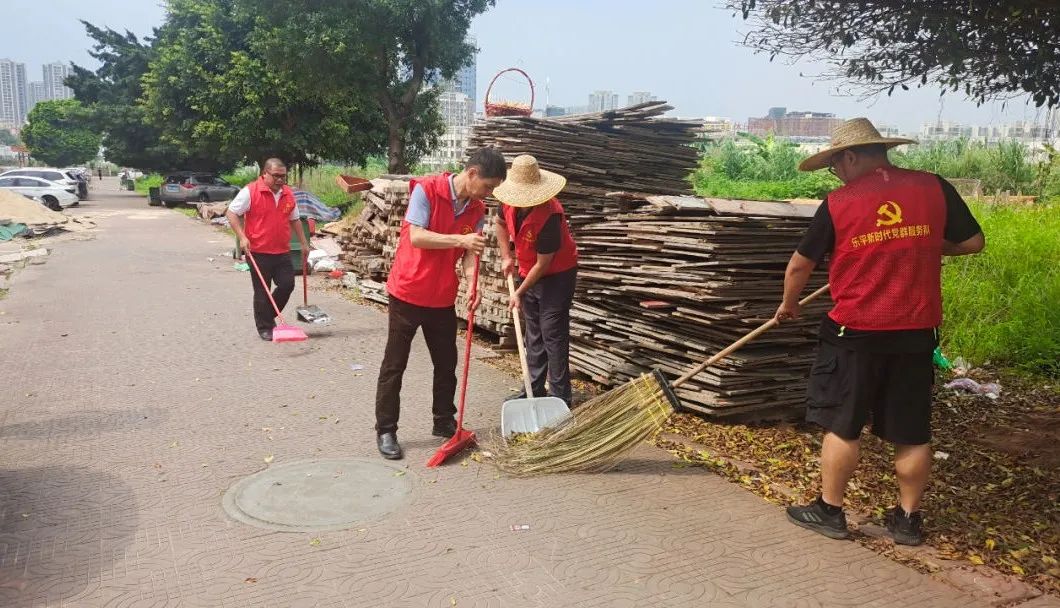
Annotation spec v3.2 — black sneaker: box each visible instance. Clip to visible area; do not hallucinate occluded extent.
[432,417,457,438]
[885,507,924,546]
[786,501,850,540]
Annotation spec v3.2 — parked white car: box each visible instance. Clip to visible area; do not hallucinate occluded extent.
[0,175,79,210]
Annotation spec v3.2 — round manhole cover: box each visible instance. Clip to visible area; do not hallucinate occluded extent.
[222,459,414,532]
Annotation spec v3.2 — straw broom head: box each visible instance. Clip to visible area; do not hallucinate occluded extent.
[487,370,678,476]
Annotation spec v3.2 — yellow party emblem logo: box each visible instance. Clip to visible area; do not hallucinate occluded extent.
[876,201,903,227]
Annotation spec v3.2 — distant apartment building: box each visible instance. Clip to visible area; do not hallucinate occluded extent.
[627,91,656,107]
[748,107,844,138]
[545,105,568,117]
[421,91,474,170]
[42,61,74,101]
[27,80,47,112]
[588,90,619,112]
[0,59,28,130]
[692,116,737,141]
[919,120,1058,145]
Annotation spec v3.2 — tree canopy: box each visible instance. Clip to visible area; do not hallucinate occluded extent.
[141,0,386,172]
[242,0,493,173]
[67,22,195,171]
[0,129,19,146]
[727,1,1060,108]
[22,100,102,167]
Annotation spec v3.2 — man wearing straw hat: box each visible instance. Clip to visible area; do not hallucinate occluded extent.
[373,147,507,460]
[775,118,984,545]
[493,155,579,406]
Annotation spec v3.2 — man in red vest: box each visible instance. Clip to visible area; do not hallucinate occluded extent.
[374,148,507,460]
[226,158,309,340]
[493,155,579,406]
[775,119,984,545]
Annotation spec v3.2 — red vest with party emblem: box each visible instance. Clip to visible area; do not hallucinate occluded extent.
[244,177,296,254]
[387,174,485,308]
[827,167,946,330]
[502,198,578,279]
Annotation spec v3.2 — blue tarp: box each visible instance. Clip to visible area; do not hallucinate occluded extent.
[293,189,341,222]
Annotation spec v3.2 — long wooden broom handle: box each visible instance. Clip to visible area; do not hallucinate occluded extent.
[671,284,831,389]
[507,274,536,397]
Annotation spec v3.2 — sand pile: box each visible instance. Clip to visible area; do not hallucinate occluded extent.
[0,188,69,224]
[0,188,93,233]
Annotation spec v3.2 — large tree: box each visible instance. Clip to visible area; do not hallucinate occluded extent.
[66,22,201,171]
[142,0,385,171]
[243,0,493,173]
[22,100,102,167]
[727,1,1060,107]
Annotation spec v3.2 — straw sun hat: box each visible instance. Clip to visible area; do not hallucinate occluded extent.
[493,155,567,208]
[799,117,917,172]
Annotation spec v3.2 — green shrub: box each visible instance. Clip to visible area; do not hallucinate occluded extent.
[941,201,1060,377]
[134,174,162,194]
[892,139,1036,194]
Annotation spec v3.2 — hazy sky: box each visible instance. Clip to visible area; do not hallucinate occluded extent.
[3,0,1050,133]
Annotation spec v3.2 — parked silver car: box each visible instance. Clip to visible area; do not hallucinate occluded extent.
[159,172,240,207]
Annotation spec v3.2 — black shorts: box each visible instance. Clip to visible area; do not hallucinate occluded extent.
[805,341,934,445]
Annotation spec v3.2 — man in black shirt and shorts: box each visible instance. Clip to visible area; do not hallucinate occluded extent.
[775,118,985,545]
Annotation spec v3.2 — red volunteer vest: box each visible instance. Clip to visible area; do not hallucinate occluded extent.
[386,174,485,308]
[827,167,946,330]
[502,199,578,278]
[244,177,296,254]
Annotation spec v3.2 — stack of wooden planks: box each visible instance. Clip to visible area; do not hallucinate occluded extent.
[569,195,831,419]
[332,176,411,288]
[468,100,702,230]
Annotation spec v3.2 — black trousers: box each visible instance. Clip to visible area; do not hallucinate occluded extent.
[520,268,577,404]
[248,252,295,332]
[374,295,458,434]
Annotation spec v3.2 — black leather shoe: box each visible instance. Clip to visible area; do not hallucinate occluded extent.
[377,432,403,460]
[432,417,457,438]
[258,329,273,341]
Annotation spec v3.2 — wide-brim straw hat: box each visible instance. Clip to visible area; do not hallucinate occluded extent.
[799,117,917,172]
[493,154,567,208]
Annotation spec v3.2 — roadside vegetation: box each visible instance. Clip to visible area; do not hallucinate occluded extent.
[693,136,1060,377]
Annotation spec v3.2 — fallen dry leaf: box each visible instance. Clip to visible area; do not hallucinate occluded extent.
[263,454,274,464]
[309,538,321,547]
[244,577,257,584]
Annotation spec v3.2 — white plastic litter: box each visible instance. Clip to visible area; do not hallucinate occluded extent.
[944,377,1001,399]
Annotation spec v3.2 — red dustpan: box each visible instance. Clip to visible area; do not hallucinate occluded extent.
[427,254,481,467]
[245,251,307,343]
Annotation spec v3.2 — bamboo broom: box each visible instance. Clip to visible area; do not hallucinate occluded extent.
[489,284,831,476]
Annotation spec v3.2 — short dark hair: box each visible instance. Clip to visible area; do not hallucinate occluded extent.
[263,158,286,172]
[465,147,507,179]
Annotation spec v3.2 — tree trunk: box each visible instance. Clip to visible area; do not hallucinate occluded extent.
[387,121,408,174]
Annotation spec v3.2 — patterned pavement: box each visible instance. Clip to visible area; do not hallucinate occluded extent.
[0,180,997,607]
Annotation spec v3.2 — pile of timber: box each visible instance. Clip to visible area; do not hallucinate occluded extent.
[569,195,831,419]
[334,176,410,282]
[335,102,702,344]
[468,100,702,230]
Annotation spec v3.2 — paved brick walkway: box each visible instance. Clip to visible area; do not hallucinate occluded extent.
[0,181,993,607]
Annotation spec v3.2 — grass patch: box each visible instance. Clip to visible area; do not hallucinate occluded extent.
[0,287,7,300]
[941,200,1060,377]
[172,206,199,218]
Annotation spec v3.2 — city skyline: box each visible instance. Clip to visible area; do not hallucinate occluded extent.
[0,0,1053,135]
[0,57,76,130]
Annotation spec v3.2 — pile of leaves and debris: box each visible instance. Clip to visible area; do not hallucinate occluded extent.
[656,367,1059,596]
